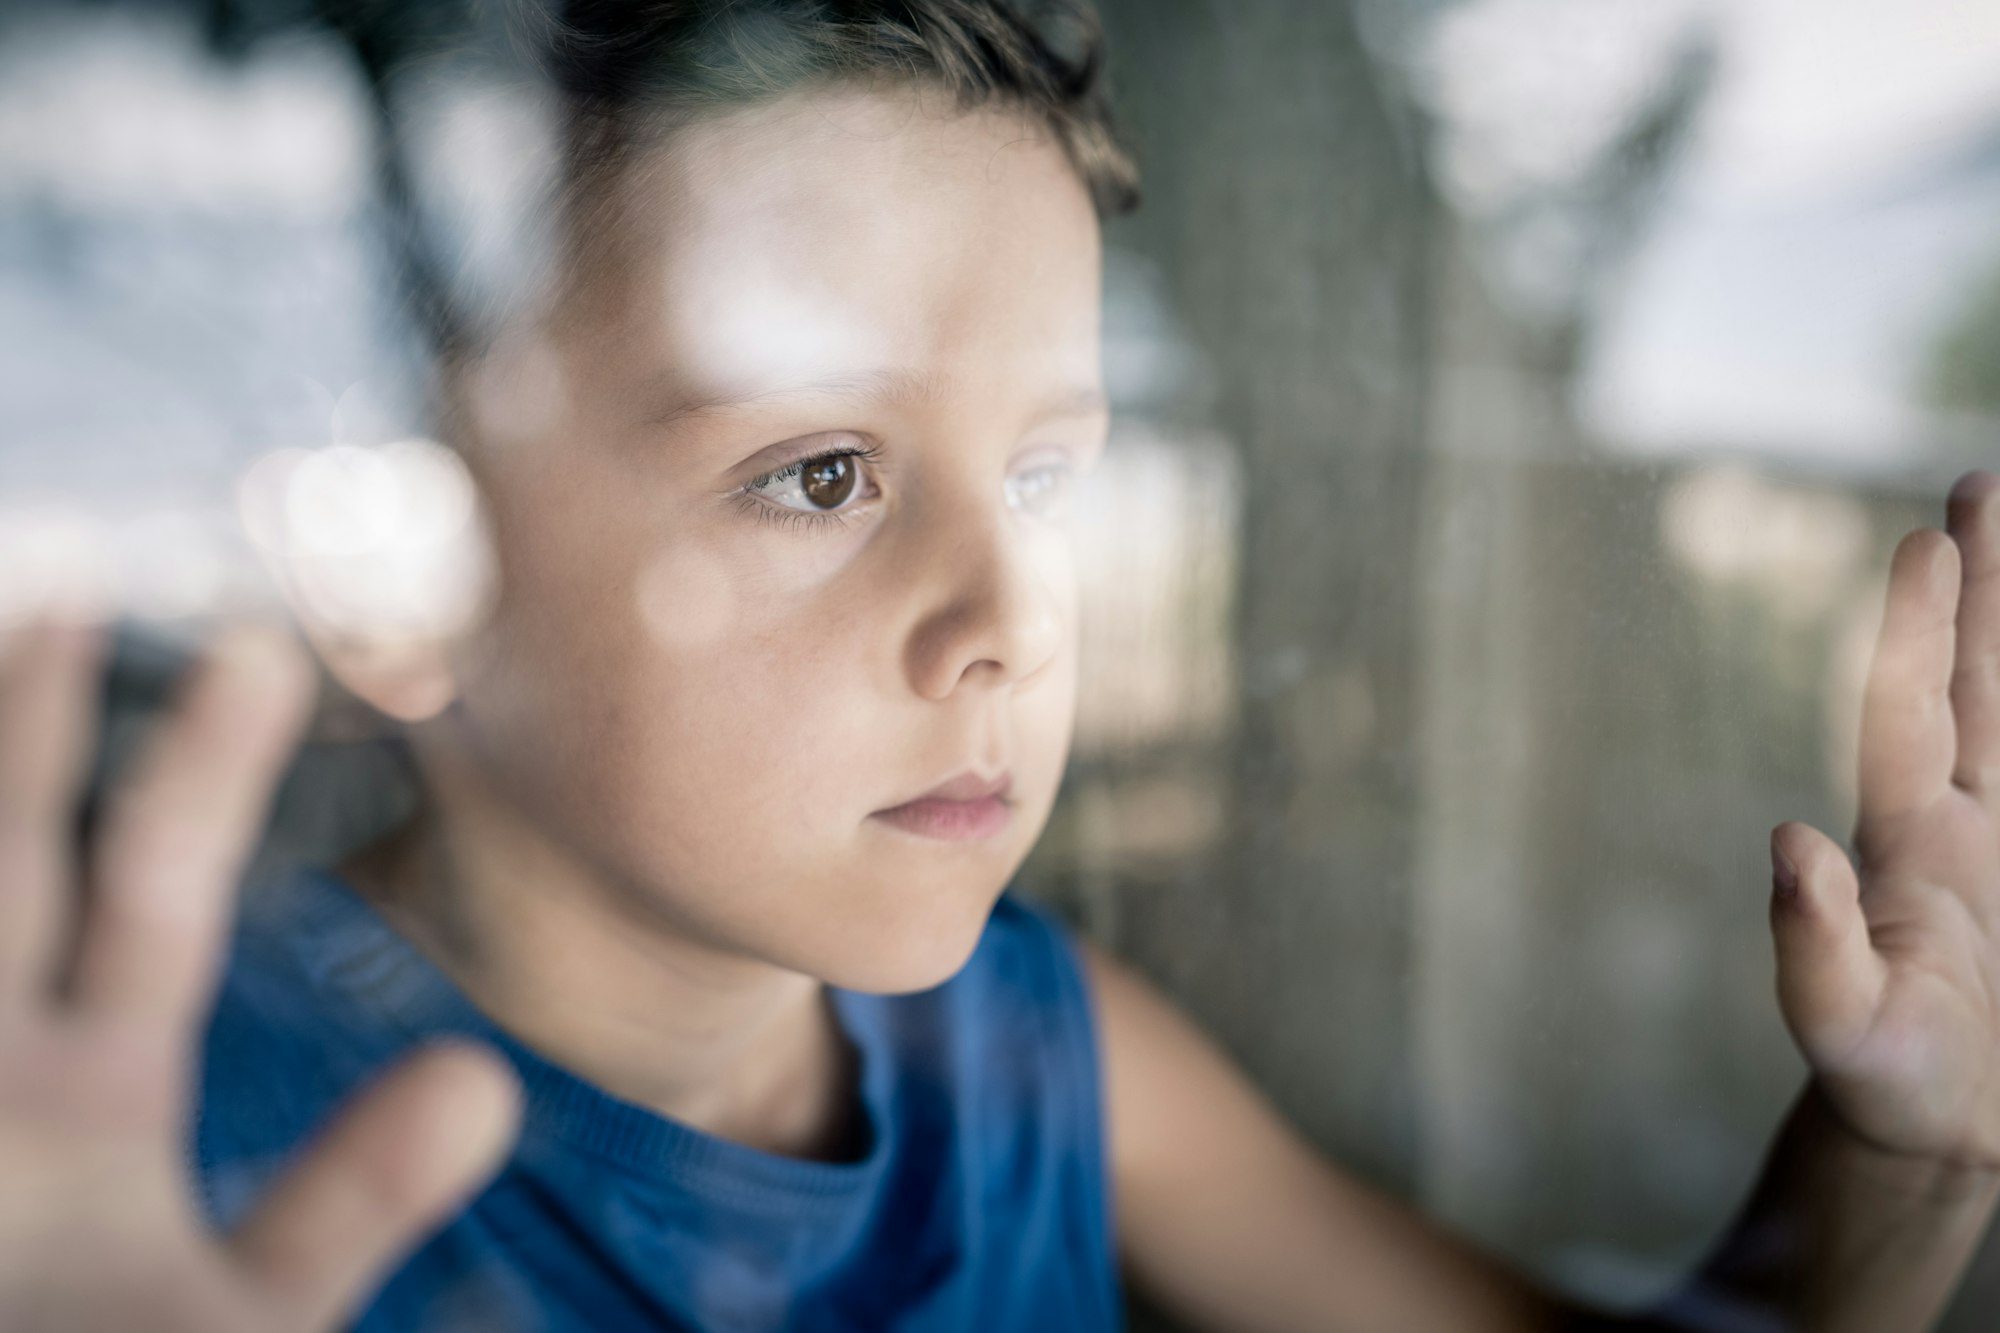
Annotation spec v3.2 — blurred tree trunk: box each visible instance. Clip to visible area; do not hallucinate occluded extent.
[1087,6,1438,1326]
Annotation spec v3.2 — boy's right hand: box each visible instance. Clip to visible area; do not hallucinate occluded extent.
[0,612,522,1332]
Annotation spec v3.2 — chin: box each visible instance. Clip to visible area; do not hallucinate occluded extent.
[795,874,1011,996]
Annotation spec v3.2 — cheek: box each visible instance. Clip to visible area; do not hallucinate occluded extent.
[1033,526,1081,616]
[590,538,895,851]
[462,469,1084,884]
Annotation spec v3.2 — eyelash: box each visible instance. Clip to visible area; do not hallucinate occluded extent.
[732,442,888,533]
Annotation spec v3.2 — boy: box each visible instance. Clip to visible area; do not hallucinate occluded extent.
[3,2,2000,1329]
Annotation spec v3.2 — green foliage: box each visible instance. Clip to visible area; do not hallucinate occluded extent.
[1923,249,2000,414]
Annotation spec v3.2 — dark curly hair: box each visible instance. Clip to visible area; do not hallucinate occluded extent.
[282,1,1137,366]
[535,0,1140,219]
[339,0,1141,365]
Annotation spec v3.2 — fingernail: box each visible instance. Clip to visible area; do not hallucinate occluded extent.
[1950,471,2000,531]
[1772,839,1800,899]
[1948,469,1996,499]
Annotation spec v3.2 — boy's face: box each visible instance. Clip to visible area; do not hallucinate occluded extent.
[437,83,1106,992]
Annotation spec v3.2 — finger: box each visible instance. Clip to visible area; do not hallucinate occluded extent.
[1770,821,1886,1070]
[1855,529,1961,849]
[227,1042,521,1332]
[66,622,315,1029]
[1947,470,2000,806]
[0,610,107,1006]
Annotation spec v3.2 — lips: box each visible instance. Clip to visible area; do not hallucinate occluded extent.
[887,768,1013,808]
[871,768,1015,842]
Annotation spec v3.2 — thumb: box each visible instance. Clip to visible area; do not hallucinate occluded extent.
[225,1040,523,1332]
[1769,820,1886,1070]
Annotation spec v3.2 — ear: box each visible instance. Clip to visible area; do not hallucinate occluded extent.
[303,625,460,726]
[233,439,496,730]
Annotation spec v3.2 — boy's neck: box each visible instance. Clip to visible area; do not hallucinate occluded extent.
[333,788,867,1166]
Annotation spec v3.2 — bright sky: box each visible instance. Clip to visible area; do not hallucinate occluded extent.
[1691,0,2000,205]
[1422,0,2000,207]
[1422,0,2000,469]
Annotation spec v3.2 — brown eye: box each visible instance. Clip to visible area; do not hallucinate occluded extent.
[801,456,858,510]
[738,440,884,531]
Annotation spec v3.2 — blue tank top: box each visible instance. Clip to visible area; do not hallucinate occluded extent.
[188,866,1123,1331]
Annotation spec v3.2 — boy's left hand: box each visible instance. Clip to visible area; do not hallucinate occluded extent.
[1771,468,2000,1168]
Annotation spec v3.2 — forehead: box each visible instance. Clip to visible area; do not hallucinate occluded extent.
[564,82,1106,411]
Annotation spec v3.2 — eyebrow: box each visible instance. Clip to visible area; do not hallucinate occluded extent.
[642,366,1109,433]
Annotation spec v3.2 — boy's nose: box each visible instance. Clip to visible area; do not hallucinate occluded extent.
[900,501,1065,703]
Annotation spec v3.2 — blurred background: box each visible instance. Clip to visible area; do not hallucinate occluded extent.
[4,0,1999,1327]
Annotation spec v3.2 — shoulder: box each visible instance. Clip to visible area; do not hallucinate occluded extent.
[1065,928,1300,1189]
[899,889,1113,1167]
[923,888,1089,1045]
[955,897,1305,1275]
[970,891,1188,1069]
[971,889,1090,993]
[946,889,1106,1072]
